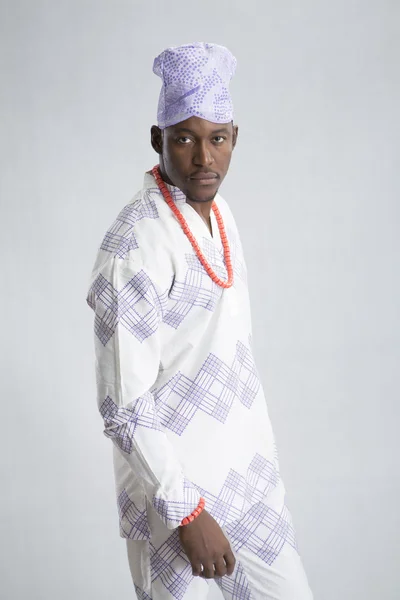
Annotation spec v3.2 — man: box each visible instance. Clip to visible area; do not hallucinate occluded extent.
[86,42,313,600]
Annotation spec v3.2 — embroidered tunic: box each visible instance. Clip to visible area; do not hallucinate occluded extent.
[86,171,295,557]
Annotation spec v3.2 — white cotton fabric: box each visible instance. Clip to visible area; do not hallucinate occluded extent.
[86,171,312,599]
[126,536,313,600]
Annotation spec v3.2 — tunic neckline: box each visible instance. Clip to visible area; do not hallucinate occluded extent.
[164,180,223,251]
[144,171,223,252]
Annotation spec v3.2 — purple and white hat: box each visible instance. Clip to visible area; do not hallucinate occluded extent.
[153,42,237,129]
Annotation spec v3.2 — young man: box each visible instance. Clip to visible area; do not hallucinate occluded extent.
[86,42,313,600]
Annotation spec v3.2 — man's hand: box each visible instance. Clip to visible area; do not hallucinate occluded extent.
[178,509,236,579]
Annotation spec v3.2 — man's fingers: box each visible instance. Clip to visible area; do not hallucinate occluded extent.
[224,549,236,576]
[214,557,228,578]
[191,561,202,577]
[200,562,215,579]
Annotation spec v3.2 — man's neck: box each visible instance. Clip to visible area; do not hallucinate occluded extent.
[156,167,214,235]
[186,199,213,236]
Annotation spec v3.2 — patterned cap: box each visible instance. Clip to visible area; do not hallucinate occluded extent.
[153,42,237,129]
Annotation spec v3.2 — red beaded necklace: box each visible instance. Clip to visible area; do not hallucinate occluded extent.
[152,165,234,289]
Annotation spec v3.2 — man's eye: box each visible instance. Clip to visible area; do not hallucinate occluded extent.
[177,137,192,144]
[214,136,226,143]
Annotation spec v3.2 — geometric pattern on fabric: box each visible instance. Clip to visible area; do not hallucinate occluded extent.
[149,530,193,599]
[201,237,229,281]
[100,193,159,259]
[117,489,151,540]
[99,394,162,454]
[152,478,201,529]
[133,538,254,600]
[87,269,168,346]
[134,584,152,600]
[153,42,236,129]
[131,503,296,599]
[196,453,279,528]
[163,248,224,329]
[153,341,260,435]
[215,560,252,600]
[116,453,279,548]
[163,226,246,330]
[243,454,279,507]
[225,502,298,567]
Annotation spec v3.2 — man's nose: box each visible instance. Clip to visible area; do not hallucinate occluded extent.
[193,142,214,167]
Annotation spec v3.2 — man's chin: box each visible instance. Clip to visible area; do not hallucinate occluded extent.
[185,185,219,203]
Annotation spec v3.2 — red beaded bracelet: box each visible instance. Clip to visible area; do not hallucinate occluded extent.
[180,497,206,526]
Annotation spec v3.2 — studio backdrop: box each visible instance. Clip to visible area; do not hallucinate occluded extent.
[1,1,399,599]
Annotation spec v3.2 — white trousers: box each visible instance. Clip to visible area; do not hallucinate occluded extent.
[126,524,313,600]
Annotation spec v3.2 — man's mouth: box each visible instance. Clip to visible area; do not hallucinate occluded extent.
[189,172,218,185]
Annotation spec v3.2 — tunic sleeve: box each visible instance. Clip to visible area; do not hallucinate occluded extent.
[86,251,202,529]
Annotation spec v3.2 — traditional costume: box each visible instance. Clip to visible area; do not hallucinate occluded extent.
[86,42,313,600]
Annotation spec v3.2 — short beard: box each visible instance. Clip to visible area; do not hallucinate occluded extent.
[186,190,218,203]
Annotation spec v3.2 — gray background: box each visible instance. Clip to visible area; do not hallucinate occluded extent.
[1,1,399,599]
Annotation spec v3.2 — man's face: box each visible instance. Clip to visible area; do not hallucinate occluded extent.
[151,116,238,203]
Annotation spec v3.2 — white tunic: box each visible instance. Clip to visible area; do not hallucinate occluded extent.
[86,171,293,558]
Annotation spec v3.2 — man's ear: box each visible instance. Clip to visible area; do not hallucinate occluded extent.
[232,124,239,150]
[151,125,163,154]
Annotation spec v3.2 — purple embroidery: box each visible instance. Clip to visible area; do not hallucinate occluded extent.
[153,42,236,129]
[154,342,260,435]
[152,479,200,528]
[226,502,298,566]
[132,500,296,599]
[215,560,252,600]
[164,250,224,329]
[149,453,279,538]
[163,226,247,329]
[117,489,150,540]
[134,584,152,600]
[100,394,162,454]
[196,453,279,527]
[100,193,159,258]
[87,270,168,346]
[149,531,193,599]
